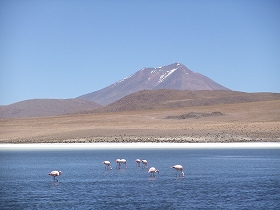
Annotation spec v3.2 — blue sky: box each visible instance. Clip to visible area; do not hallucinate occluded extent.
[1,0,279,105]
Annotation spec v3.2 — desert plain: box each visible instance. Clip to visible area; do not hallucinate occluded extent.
[0,99,279,144]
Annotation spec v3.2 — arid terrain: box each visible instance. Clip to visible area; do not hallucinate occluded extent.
[1,98,279,144]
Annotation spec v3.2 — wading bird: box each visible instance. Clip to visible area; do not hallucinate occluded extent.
[48,170,62,181]
[120,159,128,168]
[116,159,127,169]
[141,159,148,169]
[135,159,141,167]
[171,165,184,177]
[116,159,121,169]
[102,161,112,170]
[148,167,159,177]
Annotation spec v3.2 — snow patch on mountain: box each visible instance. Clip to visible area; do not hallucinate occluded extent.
[156,68,178,85]
[150,70,157,74]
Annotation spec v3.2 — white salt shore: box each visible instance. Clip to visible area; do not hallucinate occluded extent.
[0,142,280,150]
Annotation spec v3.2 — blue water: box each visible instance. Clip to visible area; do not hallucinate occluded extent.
[0,149,280,209]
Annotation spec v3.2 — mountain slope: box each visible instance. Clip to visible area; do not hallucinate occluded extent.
[0,99,102,119]
[90,90,280,112]
[78,63,229,105]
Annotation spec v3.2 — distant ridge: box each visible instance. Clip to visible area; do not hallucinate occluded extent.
[0,99,102,119]
[89,90,280,113]
[78,63,230,105]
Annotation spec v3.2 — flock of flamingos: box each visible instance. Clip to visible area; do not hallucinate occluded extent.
[48,158,184,181]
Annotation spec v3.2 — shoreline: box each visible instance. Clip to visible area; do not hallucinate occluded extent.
[1,142,280,150]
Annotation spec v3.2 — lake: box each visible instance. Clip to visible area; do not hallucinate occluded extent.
[0,147,280,209]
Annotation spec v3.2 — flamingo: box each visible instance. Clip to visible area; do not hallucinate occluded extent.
[141,159,148,169]
[102,161,112,170]
[120,159,128,168]
[148,167,159,177]
[116,159,121,169]
[171,165,184,177]
[48,170,62,181]
[135,159,141,167]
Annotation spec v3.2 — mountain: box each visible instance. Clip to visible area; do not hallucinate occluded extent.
[0,99,102,119]
[77,62,229,105]
[88,90,280,113]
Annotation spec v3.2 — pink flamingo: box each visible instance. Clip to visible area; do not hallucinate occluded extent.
[135,159,141,167]
[116,159,121,169]
[171,165,184,177]
[120,159,128,168]
[148,167,159,177]
[102,161,112,170]
[48,170,62,181]
[141,159,148,168]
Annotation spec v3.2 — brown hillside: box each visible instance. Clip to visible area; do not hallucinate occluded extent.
[91,90,280,113]
[0,100,279,143]
[0,99,102,119]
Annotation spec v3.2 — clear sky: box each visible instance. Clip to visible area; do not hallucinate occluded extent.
[1,0,279,105]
